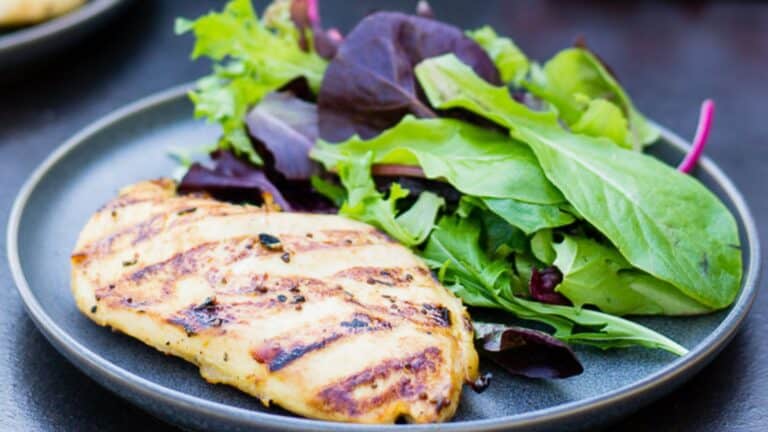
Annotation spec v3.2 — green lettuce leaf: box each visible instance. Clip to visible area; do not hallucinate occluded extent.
[482,197,575,235]
[309,175,346,207]
[570,99,631,149]
[336,153,444,246]
[552,234,710,315]
[525,48,658,149]
[421,214,687,355]
[467,26,529,85]
[312,115,563,204]
[177,0,327,164]
[415,54,742,310]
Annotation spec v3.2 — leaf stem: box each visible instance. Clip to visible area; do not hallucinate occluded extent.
[678,99,714,173]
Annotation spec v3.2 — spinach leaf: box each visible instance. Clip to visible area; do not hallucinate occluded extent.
[336,153,444,246]
[553,234,710,315]
[525,48,658,149]
[312,115,563,204]
[422,214,688,355]
[317,11,499,142]
[467,26,529,85]
[416,54,742,310]
[177,0,327,164]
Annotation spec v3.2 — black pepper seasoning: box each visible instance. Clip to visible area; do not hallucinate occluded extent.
[258,233,283,251]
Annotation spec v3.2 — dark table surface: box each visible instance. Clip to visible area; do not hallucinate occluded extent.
[1,1,765,431]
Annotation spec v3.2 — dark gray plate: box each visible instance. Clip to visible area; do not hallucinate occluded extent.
[7,86,761,432]
[0,0,125,69]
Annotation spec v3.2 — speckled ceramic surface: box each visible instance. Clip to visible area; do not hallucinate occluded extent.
[0,0,125,69]
[7,86,760,432]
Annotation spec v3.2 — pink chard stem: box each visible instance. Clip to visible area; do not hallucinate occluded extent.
[678,99,715,173]
[307,0,319,25]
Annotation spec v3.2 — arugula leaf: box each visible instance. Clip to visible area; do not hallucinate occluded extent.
[525,48,658,149]
[177,0,327,164]
[467,26,529,85]
[416,54,742,310]
[553,234,710,315]
[422,214,688,355]
[312,115,563,204]
[336,153,444,246]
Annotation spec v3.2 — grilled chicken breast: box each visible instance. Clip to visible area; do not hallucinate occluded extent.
[71,179,479,423]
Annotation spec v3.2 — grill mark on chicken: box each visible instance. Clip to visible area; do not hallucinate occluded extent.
[281,230,394,253]
[79,205,249,259]
[96,237,452,334]
[252,313,394,371]
[315,347,443,416]
[333,266,421,287]
[77,205,391,264]
[96,236,451,327]
[167,297,235,336]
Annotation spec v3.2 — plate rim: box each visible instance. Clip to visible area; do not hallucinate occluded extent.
[0,0,124,56]
[7,85,762,431]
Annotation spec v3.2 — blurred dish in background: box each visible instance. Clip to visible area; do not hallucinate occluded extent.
[0,0,86,27]
[0,0,126,71]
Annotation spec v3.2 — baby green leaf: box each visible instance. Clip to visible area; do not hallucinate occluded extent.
[553,235,710,315]
[467,26,529,85]
[482,197,575,235]
[570,99,632,149]
[525,48,658,149]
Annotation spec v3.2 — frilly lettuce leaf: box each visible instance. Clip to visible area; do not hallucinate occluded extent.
[335,153,444,246]
[177,0,327,164]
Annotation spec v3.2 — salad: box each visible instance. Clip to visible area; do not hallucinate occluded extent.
[174,0,742,379]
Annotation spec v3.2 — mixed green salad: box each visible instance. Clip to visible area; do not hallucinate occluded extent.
[175,0,742,378]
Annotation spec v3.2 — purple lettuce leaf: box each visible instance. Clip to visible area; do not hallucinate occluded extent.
[530,266,570,306]
[246,91,318,181]
[317,11,500,142]
[178,150,293,210]
[178,150,336,213]
[474,323,583,379]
